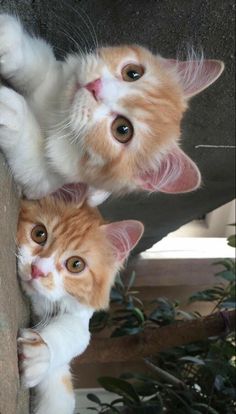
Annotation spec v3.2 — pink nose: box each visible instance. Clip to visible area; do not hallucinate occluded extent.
[31,264,45,279]
[85,79,101,100]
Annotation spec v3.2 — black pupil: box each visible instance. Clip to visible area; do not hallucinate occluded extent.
[127,70,140,80]
[36,230,45,239]
[117,125,129,135]
[73,260,81,268]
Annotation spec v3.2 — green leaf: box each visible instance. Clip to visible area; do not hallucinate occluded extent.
[110,288,124,302]
[127,271,136,290]
[192,403,220,414]
[219,301,236,309]
[189,290,220,302]
[98,376,141,404]
[132,307,145,324]
[133,381,157,397]
[148,298,175,324]
[110,398,124,406]
[111,326,143,337]
[90,311,109,332]
[176,310,195,320]
[214,259,235,271]
[214,374,225,391]
[115,273,124,288]
[135,405,163,414]
[216,270,235,281]
[87,393,101,405]
[227,235,236,248]
[120,372,157,384]
[179,356,205,365]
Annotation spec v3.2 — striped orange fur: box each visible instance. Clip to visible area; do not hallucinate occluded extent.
[17,196,143,309]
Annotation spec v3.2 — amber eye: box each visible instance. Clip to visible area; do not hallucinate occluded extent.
[31,224,47,245]
[66,256,86,274]
[111,116,133,143]
[121,64,144,82]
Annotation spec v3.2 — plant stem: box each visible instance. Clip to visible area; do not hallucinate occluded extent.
[74,310,235,365]
[144,358,187,389]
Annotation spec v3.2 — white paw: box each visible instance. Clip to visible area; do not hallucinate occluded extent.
[0,87,25,148]
[18,329,51,388]
[0,14,24,77]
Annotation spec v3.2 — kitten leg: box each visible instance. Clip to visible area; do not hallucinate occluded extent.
[18,313,91,413]
[0,86,62,198]
[36,311,92,371]
[0,14,58,94]
[17,329,51,388]
[34,365,75,414]
[18,331,75,413]
[18,312,91,387]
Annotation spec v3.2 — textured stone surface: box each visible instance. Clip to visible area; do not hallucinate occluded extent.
[0,154,29,414]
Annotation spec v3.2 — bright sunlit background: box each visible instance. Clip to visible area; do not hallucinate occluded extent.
[142,199,235,259]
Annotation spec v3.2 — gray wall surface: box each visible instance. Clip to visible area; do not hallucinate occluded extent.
[0,0,235,254]
[0,155,29,414]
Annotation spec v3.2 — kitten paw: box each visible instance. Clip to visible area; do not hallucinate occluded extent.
[0,87,25,148]
[17,329,51,388]
[0,14,24,78]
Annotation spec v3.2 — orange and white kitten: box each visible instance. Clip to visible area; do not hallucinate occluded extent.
[17,192,144,414]
[0,14,224,205]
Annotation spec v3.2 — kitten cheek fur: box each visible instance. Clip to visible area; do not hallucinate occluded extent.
[63,243,120,310]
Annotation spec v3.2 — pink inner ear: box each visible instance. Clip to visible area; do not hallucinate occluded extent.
[52,182,88,204]
[164,59,224,97]
[138,146,201,193]
[102,221,144,262]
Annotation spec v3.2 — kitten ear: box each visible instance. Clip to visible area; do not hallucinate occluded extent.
[52,183,88,205]
[164,58,224,97]
[136,145,201,193]
[101,220,144,262]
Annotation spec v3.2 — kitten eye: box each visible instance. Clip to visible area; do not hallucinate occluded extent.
[111,116,133,143]
[31,224,47,245]
[121,64,144,82]
[66,256,86,274]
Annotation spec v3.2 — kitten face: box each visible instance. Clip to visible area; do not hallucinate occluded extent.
[17,197,143,309]
[60,46,185,191]
[49,45,223,196]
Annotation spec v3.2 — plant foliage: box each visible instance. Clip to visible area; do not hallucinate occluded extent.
[86,232,236,414]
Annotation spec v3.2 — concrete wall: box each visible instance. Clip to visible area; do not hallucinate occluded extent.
[0,155,29,414]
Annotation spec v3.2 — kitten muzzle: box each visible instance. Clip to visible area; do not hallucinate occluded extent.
[85,79,101,101]
[31,264,45,279]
